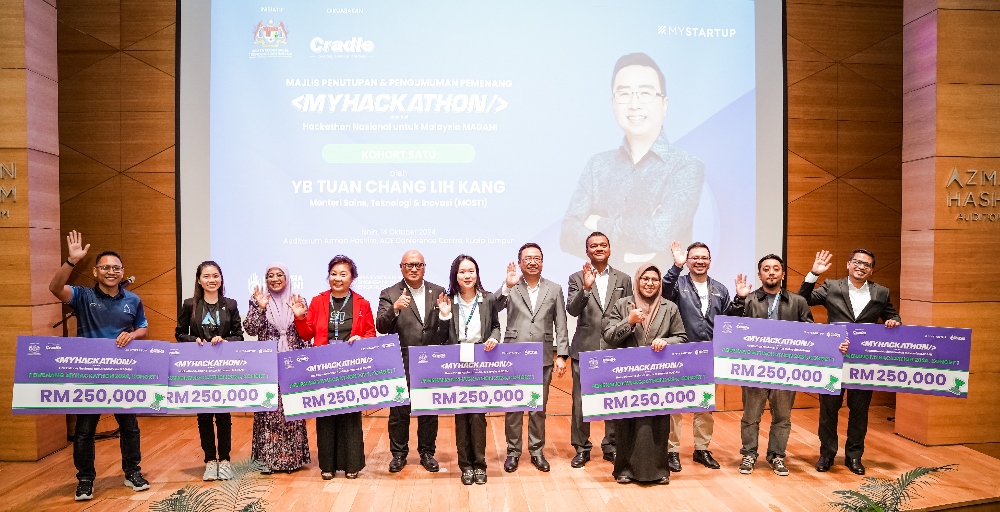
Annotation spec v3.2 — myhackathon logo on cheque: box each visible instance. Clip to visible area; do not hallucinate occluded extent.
[251,19,291,59]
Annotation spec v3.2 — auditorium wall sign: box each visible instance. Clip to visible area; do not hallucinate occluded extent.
[0,162,16,220]
[945,167,1000,222]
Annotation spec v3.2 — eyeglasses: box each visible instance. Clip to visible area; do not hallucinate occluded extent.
[688,256,710,262]
[96,265,124,273]
[401,263,425,270]
[613,90,665,104]
[849,259,873,269]
[520,257,542,263]
[639,277,659,284]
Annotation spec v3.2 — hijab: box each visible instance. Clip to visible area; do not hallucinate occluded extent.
[264,262,295,351]
[633,264,662,342]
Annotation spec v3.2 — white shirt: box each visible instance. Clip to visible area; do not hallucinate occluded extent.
[593,266,611,308]
[805,273,871,319]
[439,293,495,344]
[501,280,541,311]
[405,281,427,322]
[692,279,710,316]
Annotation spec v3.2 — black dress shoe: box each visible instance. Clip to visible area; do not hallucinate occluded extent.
[667,452,682,472]
[460,469,474,485]
[420,453,440,472]
[474,469,487,484]
[815,456,833,472]
[615,475,631,484]
[388,454,406,473]
[656,476,670,485]
[570,452,590,468]
[693,450,721,469]
[531,455,551,472]
[845,457,865,475]
[504,456,519,473]
[603,451,616,463]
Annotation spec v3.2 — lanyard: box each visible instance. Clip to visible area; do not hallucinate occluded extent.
[767,293,780,319]
[459,298,479,341]
[330,291,352,340]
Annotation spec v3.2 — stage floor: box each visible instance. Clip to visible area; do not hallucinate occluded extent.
[2,404,999,511]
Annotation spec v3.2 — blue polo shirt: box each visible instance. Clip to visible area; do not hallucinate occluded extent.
[68,285,149,339]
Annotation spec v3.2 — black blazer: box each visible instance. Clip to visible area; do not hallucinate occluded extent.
[798,277,901,325]
[444,291,502,345]
[566,267,632,358]
[375,279,449,353]
[725,288,814,323]
[176,297,245,343]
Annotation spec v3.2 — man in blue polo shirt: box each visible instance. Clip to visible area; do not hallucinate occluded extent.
[49,230,151,501]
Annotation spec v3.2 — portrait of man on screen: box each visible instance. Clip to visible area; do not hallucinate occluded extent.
[560,52,704,274]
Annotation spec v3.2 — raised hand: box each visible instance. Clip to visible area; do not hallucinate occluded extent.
[505,261,520,289]
[812,250,833,275]
[252,285,270,309]
[393,288,411,312]
[437,292,451,317]
[289,294,308,319]
[582,262,596,291]
[66,230,91,265]
[734,273,753,297]
[671,240,686,267]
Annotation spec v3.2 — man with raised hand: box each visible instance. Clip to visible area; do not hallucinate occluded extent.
[496,243,569,473]
[566,232,632,467]
[376,250,449,473]
[799,249,901,476]
[49,230,150,501]
[660,240,730,472]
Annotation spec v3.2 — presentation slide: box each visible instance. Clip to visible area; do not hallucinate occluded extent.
[181,0,783,313]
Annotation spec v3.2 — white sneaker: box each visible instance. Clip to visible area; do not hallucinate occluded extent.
[217,460,233,480]
[203,460,219,481]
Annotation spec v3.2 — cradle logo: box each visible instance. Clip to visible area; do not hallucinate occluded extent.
[310,36,374,53]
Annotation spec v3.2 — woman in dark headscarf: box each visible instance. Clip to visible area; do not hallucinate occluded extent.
[243,263,310,473]
[602,264,687,484]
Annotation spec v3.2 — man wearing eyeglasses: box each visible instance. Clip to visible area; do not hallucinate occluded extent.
[660,240,728,472]
[376,250,449,473]
[48,231,150,501]
[798,249,901,476]
[560,52,704,275]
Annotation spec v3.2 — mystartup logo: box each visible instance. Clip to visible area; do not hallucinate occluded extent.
[310,36,374,53]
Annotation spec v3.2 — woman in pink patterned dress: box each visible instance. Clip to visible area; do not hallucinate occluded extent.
[243,263,311,473]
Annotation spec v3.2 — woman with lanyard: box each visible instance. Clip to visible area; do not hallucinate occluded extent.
[435,255,501,485]
[175,261,244,481]
[243,262,311,474]
[290,255,376,480]
[602,263,687,485]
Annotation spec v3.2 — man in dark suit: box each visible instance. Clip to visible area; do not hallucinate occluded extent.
[496,242,570,473]
[376,250,449,473]
[798,249,901,476]
[566,232,632,467]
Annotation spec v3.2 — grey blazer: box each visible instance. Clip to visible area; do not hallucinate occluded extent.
[375,279,449,362]
[566,267,632,358]
[602,295,688,348]
[798,277,901,325]
[495,277,570,366]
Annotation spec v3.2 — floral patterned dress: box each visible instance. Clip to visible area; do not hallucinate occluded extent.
[243,299,311,471]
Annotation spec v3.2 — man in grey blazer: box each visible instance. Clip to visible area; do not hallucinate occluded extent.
[798,249,901,476]
[496,243,570,473]
[375,250,449,474]
[566,232,632,467]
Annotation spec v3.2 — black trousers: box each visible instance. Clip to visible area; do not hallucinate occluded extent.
[316,412,366,473]
[197,413,232,462]
[73,414,142,482]
[571,358,616,455]
[455,413,487,471]
[388,404,438,457]
[818,389,873,460]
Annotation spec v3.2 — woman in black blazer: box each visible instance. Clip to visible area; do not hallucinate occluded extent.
[435,254,501,485]
[175,260,244,482]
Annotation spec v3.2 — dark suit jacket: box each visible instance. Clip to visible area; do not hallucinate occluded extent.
[602,295,688,348]
[495,277,570,366]
[661,264,732,342]
[566,267,632,358]
[376,280,449,366]
[725,288,814,323]
[176,297,244,342]
[798,277,901,324]
[443,291,502,345]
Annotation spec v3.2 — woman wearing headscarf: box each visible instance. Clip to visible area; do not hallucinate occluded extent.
[290,255,377,480]
[243,263,311,473]
[602,263,687,484]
